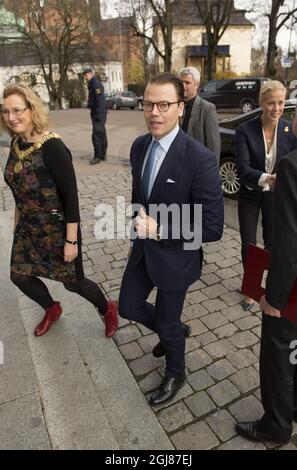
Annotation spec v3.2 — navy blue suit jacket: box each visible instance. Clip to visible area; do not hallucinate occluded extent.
[128,128,224,291]
[235,117,297,191]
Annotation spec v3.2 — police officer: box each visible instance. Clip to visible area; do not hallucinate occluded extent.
[83,68,108,165]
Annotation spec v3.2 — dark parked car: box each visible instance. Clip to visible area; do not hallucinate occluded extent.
[219,99,297,198]
[200,77,269,113]
[106,91,138,110]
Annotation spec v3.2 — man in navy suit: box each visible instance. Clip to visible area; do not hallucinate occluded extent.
[119,73,224,406]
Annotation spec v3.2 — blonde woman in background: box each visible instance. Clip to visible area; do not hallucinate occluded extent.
[235,80,297,311]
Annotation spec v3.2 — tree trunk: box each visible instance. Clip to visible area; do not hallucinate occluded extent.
[265,16,278,77]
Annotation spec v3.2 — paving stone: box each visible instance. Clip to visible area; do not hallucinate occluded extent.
[204,252,225,263]
[217,436,266,450]
[202,299,228,313]
[232,263,244,275]
[114,324,142,345]
[200,312,228,330]
[207,359,237,381]
[185,349,212,372]
[201,273,221,286]
[222,304,249,321]
[220,248,240,258]
[196,331,217,346]
[229,396,264,422]
[229,331,258,349]
[104,268,124,280]
[226,349,258,370]
[138,370,162,393]
[204,339,236,359]
[230,364,259,392]
[187,290,209,304]
[216,268,238,280]
[188,280,206,291]
[129,354,162,377]
[187,369,215,391]
[119,342,144,361]
[185,391,216,417]
[158,402,194,433]
[235,315,261,331]
[208,379,240,406]
[138,334,159,354]
[185,337,200,353]
[171,421,219,450]
[202,263,218,274]
[216,257,239,268]
[137,324,153,336]
[102,278,122,292]
[201,283,229,299]
[279,442,297,450]
[213,323,238,339]
[183,304,208,319]
[252,343,261,358]
[252,325,262,338]
[220,291,243,307]
[221,277,242,292]
[186,319,208,336]
[206,409,237,442]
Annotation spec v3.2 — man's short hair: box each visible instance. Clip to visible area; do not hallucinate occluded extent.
[82,67,93,75]
[179,67,201,83]
[147,73,184,102]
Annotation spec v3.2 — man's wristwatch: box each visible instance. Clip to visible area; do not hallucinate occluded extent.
[66,239,77,245]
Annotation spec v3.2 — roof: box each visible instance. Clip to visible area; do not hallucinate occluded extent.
[170,0,253,27]
[98,16,134,36]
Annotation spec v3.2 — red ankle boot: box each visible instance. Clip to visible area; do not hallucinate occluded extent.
[34,301,62,337]
[104,301,118,337]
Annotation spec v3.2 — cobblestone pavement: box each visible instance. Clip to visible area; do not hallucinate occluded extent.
[1,165,297,451]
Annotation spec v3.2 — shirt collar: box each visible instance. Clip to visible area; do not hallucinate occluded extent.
[152,125,179,153]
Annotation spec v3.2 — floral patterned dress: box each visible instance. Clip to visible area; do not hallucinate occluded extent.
[4,135,80,283]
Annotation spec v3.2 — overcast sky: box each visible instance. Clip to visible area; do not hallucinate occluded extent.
[101,0,297,55]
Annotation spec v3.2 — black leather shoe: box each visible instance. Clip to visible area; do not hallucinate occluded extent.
[149,374,186,406]
[236,421,290,444]
[89,158,100,165]
[152,324,191,358]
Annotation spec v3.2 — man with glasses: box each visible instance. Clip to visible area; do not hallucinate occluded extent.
[119,73,224,406]
[179,67,220,164]
[236,108,297,444]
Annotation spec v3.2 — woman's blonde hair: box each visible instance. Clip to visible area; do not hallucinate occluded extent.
[0,84,49,137]
[259,80,286,105]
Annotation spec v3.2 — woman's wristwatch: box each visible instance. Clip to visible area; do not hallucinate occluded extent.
[66,239,77,245]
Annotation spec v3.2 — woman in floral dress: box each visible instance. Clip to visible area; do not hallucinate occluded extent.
[1,84,118,337]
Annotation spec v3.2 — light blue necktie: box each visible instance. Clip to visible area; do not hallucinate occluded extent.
[142,140,159,199]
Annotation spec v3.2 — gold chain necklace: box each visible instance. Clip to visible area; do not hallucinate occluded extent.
[13,132,60,174]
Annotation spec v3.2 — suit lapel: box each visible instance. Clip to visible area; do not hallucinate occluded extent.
[275,119,285,168]
[149,129,187,202]
[253,117,265,168]
[187,96,200,135]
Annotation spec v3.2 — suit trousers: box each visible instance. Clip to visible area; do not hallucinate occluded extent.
[119,256,187,378]
[91,117,108,160]
[259,314,297,440]
[238,187,273,264]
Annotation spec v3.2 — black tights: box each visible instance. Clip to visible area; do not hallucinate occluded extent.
[10,271,107,315]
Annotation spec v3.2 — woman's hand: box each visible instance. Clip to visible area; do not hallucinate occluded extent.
[64,243,78,263]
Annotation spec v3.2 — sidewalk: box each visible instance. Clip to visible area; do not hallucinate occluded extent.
[0,152,296,450]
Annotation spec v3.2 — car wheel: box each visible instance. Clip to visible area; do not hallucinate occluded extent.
[131,106,135,110]
[241,101,254,113]
[138,101,143,111]
[220,156,240,198]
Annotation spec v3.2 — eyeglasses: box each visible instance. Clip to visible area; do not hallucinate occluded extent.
[143,101,181,112]
[1,106,28,118]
